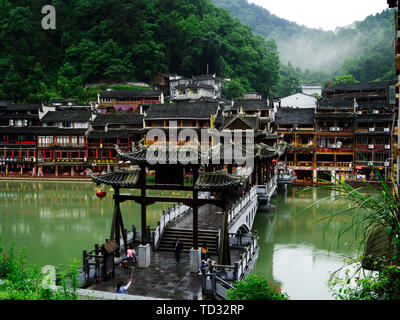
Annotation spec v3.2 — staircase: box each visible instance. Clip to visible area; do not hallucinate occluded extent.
[157,228,219,256]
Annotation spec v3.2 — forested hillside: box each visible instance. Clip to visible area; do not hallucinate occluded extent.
[0,0,280,103]
[211,0,396,88]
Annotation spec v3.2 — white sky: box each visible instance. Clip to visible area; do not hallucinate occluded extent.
[248,0,389,31]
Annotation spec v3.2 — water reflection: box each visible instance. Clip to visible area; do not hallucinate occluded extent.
[0,181,181,267]
[252,186,359,300]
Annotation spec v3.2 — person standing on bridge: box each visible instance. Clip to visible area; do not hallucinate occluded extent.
[201,243,209,260]
[173,238,183,263]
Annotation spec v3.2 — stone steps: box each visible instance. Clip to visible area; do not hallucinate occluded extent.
[157,228,219,255]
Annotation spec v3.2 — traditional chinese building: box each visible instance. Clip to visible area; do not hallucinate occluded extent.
[228,99,274,130]
[314,97,356,182]
[354,101,394,181]
[169,75,223,102]
[98,89,164,114]
[0,102,41,176]
[143,102,220,145]
[387,0,400,183]
[37,110,92,176]
[275,107,316,184]
[86,113,144,173]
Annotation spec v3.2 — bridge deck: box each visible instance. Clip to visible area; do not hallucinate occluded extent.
[172,203,222,230]
[85,245,242,300]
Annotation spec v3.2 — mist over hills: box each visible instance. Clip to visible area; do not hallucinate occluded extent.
[211,0,395,76]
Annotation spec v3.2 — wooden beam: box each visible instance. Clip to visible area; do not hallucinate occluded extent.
[116,195,222,207]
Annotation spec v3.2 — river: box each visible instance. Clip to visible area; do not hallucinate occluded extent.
[0,181,359,300]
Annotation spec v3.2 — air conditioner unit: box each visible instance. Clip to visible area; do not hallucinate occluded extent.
[384,128,390,132]
[9,120,14,126]
[368,161,373,166]
[329,127,335,131]
[369,128,375,132]
[373,110,379,114]
[368,144,374,149]
[357,111,362,114]
[384,162,390,167]
[385,145,391,149]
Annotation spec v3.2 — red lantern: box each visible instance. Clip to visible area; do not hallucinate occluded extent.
[272,159,277,164]
[96,189,107,200]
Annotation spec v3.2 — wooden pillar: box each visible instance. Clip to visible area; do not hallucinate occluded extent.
[110,188,119,241]
[192,166,199,250]
[140,164,147,245]
[218,192,231,266]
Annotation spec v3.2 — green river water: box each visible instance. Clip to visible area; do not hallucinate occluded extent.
[0,181,359,300]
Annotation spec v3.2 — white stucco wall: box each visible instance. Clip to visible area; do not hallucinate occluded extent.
[279,93,317,109]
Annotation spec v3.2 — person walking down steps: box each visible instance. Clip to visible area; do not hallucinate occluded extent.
[173,238,183,263]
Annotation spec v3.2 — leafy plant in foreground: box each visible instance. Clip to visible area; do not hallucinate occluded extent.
[226,274,289,300]
[299,167,400,299]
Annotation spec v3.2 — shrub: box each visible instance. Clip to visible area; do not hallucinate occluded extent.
[0,240,81,300]
[226,274,289,300]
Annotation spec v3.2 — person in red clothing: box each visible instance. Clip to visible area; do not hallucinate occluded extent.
[121,246,136,264]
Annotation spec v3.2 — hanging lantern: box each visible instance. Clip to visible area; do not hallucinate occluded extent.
[96,189,107,200]
[272,159,277,164]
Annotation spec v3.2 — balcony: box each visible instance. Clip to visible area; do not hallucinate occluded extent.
[87,143,130,149]
[356,128,391,134]
[317,127,353,133]
[356,145,391,152]
[316,146,353,153]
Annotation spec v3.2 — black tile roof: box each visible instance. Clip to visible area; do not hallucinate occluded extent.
[145,103,219,120]
[356,101,393,112]
[222,115,260,130]
[324,81,389,93]
[194,171,249,191]
[36,127,87,135]
[0,102,41,112]
[318,98,355,109]
[41,111,92,122]
[233,99,271,110]
[87,131,131,139]
[0,126,86,135]
[91,114,144,126]
[175,83,215,90]
[100,90,162,99]
[89,169,141,188]
[275,107,315,125]
[0,126,41,134]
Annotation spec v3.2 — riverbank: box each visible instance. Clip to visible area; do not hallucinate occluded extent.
[0,176,91,183]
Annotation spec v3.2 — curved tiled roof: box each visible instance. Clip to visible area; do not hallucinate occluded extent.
[275,107,315,124]
[88,169,141,188]
[91,114,144,126]
[324,81,389,93]
[41,111,92,122]
[100,90,161,99]
[145,103,219,119]
[194,171,249,190]
[233,99,271,110]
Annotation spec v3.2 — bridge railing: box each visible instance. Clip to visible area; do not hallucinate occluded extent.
[227,186,257,226]
[152,192,209,250]
[153,203,190,249]
[202,231,259,299]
